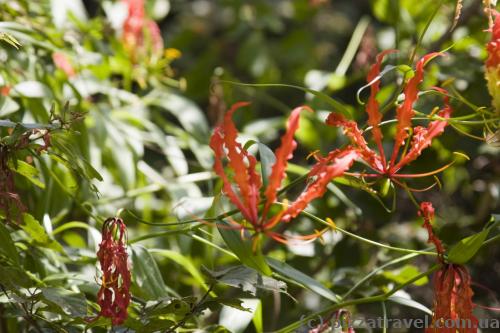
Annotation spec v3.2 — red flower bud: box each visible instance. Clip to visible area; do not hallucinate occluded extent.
[96,217,131,325]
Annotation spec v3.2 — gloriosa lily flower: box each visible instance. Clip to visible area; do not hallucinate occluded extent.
[210,102,358,245]
[52,52,76,77]
[96,217,131,325]
[485,11,500,113]
[419,202,478,333]
[325,51,453,191]
[122,0,163,59]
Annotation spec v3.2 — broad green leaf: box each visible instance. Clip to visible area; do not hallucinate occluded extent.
[205,265,286,296]
[217,221,272,276]
[130,245,172,300]
[447,228,489,265]
[267,257,341,303]
[381,264,429,286]
[12,81,52,98]
[21,213,64,253]
[9,160,45,189]
[0,223,19,265]
[41,287,87,317]
[258,143,276,187]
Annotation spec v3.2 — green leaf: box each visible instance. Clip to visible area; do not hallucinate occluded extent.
[447,228,489,264]
[387,296,432,315]
[9,160,45,189]
[0,223,19,265]
[41,287,87,317]
[12,81,52,98]
[205,265,287,296]
[21,213,64,253]
[258,143,276,187]
[130,245,173,300]
[219,299,261,333]
[217,221,272,276]
[381,264,429,286]
[266,257,341,303]
[149,249,208,291]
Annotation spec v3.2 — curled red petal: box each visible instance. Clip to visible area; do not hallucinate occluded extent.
[418,202,445,260]
[209,126,254,222]
[390,52,443,168]
[366,49,397,167]
[326,113,383,172]
[280,148,359,222]
[222,102,261,223]
[262,106,312,218]
[393,87,453,172]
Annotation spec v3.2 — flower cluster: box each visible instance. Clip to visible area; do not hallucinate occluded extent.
[419,202,478,333]
[210,51,454,244]
[95,217,131,325]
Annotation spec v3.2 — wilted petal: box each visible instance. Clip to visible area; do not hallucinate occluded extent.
[263,106,312,217]
[326,113,383,172]
[427,264,478,333]
[281,148,359,222]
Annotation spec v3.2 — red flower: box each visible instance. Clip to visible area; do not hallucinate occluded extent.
[52,52,76,77]
[96,217,131,325]
[325,51,453,190]
[122,0,163,59]
[1,85,10,96]
[485,11,500,112]
[419,202,478,332]
[210,102,358,244]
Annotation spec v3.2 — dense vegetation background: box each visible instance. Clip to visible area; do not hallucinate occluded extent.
[0,0,498,332]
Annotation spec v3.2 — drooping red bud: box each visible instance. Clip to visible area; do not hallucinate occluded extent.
[95,217,131,325]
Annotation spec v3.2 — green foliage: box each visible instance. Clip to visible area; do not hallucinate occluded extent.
[0,0,498,332]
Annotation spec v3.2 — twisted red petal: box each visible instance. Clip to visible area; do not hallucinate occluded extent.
[209,102,261,224]
[280,148,359,222]
[326,113,383,172]
[390,53,443,168]
[366,50,397,167]
[393,87,453,172]
[262,106,312,218]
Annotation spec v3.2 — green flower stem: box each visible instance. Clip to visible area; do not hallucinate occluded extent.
[341,249,433,299]
[273,264,439,333]
[299,210,438,256]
